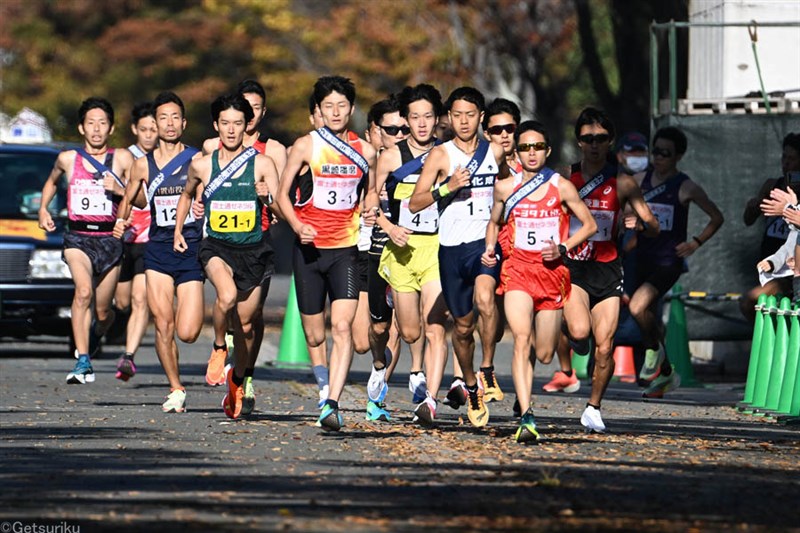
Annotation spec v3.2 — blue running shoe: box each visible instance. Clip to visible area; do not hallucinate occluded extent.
[365,400,391,422]
[316,403,343,431]
[515,410,539,443]
[66,354,95,384]
[409,372,427,404]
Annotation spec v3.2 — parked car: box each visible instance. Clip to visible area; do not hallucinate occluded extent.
[0,142,75,354]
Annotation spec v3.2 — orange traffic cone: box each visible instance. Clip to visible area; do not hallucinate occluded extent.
[613,345,636,383]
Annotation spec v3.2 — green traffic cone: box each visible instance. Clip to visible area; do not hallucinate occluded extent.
[275,276,311,368]
[764,298,792,412]
[775,304,800,415]
[572,350,589,380]
[740,294,767,409]
[665,284,700,387]
[750,295,778,413]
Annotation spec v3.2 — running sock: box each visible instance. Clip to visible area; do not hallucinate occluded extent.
[410,370,424,376]
[313,365,329,389]
[586,402,600,410]
[232,373,244,386]
[213,342,227,351]
[452,375,464,384]
[479,365,494,374]
[466,383,479,395]
[324,399,339,410]
[244,367,254,378]
[124,352,134,359]
[562,369,574,378]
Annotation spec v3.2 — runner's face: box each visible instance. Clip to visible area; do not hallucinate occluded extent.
[578,123,612,166]
[366,122,382,151]
[651,138,678,174]
[78,108,114,149]
[448,100,482,142]
[214,108,247,151]
[319,91,353,133]
[378,111,409,150]
[435,114,453,141]
[131,116,157,152]
[517,130,549,173]
[243,92,265,133]
[406,100,436,144]
[484,112,517,155]
[155,102,185,143]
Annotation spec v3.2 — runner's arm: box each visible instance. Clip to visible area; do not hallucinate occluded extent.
[675,179,724,257]
[255,154,281,219]
[174,159,203,252]
[113,157,146,238]
[409,146,448,213]
[276,135,316,242]
[481,180,509,268]
[37,151,71,233]
[559,177,598,252]
[619,174,660,238]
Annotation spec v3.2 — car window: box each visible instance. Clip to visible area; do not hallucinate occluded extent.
[0,152,67,219]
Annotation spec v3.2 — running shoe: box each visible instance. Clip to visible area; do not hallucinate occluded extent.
[222,368,244,420]
[515,410,540,443]
[413,393,437,426]
[642,368,681,399]
[241,376,255,415]
[115,353,137,382]
[443,378,468,409]
[162,389,186,413]
[580,405,606,433]
[366,400,391,422]
[639,347,666,381]
[317,403,343,431]
[478,368,504,402]
[466,386,489,427]
[368,364,389,403]
[318,384,329,409]
[66,354,95,384]
[409,372,428,404]
[206,345,227,386]
[542,371,581,393]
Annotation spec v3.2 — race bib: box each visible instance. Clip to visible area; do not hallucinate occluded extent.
[70,182,112,216]
[209,200,256,233]
[649,202,674,231]
[766,217,789,239]
[449,187,492,221]
[513,216,560,251]
[399,199,438,232]
[313,177,360,211]
[153,194,195,228]
[571,209,614,242]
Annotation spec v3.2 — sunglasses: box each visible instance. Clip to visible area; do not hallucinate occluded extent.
[380,124,410,136]
[486,123,516,135]
[578,133,611,145]
[652,147,674,158]
[516,141,548,152]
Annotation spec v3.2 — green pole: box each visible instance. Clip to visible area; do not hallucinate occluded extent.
[740,293,767,408]
[651,22,659,118]
[668,20,677,115]
[764,298,791,412]
[776,304,800,414]
[750,295,777,412]
[748,21,772,114]
[275,275,311,368]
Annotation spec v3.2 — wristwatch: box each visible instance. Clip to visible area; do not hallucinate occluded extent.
[557,244,567,256]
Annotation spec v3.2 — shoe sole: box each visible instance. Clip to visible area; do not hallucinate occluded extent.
[66,373,95,384]
[639,368,662,382]
[445,388,467,410]
[222,394,242,419]
[483,389,504,402]
[365,412,390,422]
[414,404,435,426]
[318,412,342,431]
[241,397,255,416]
[581,419,606,433]
[163,406,186,413]
[543,381,581,393]
[515,427,540,443]
[206,375,226,387]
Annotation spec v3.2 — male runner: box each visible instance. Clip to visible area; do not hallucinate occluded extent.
[629,126,724,398]
[370,84,448,425]
[113,102,157,381]
[276,76,378,431]
[114,91,203,412]
[176,93,280,419]
[200,79,287,388]
[556,107,659,433]
[483,120,596,442]
[409,86,508,428]
[39,97,133,384]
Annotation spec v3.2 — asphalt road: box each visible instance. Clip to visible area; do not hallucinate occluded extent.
[1,317,798,532]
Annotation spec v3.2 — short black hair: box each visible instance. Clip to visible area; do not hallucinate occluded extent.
[237,79,266,102]
[367,95,401,127]
[130,101,155,126]
[211,93,254,124]
[308,94,317,116]
[153,91,186,118]
[653,126,688,155]
[398,84,443,118]
[313,75,356,107]
[783,132,800,154]
[78,97,114,126]
[515,120,550,148]
[574,106,615,140]
[445,86,485,113]
[482,98,521,129]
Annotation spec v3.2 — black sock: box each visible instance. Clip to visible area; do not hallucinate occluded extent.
[213,342,227,351]
[244,367,254,378]
[232,373,244,386]
[452,375,464,383]
[325,399,339,410]
[123,352,134,359]
[479,365,494,374]
[466,383,478,394]
[410,370,423,376]
[562,369,573,378]
[587,402,600,410]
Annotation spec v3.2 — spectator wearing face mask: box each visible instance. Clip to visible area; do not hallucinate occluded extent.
[616,131,650,175]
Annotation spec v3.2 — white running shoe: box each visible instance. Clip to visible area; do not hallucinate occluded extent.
[162,389,186,413]
[318,384,329,409]
[409,372,427,404]
[580,405,606,433]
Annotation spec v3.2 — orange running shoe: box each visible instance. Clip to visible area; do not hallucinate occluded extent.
[542,370,581,393]
[222,367,244,419]
[205,345,227,386]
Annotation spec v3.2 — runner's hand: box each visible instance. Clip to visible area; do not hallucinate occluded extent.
[388,225,412,247]
[675,240,699,258]
[191,199,204,219]
[112,219,128,239]
[298,223,317,244]
[450,165,471,190]
[255,181,269,200]
[362,206,378,227]
[38,211,55,232]
[481,245,498,268]
[102,173,117,193]
[623,213,641,230]
[541,239,560,262]
[174,233,188,253]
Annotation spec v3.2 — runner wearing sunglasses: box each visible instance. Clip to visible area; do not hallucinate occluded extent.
[553,107,659,433]
[409,86,509,428]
